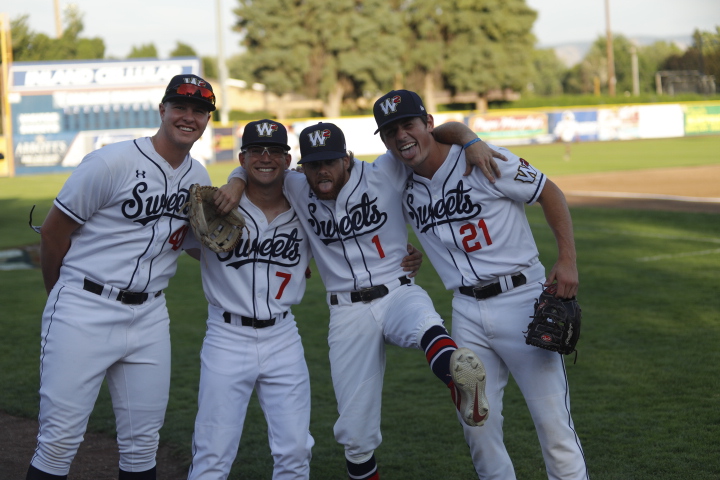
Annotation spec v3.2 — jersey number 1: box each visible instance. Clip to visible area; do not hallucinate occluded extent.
[371,235,386,258]
[460,219,492,252]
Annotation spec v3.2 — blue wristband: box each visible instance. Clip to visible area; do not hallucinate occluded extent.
[463,137,482,149]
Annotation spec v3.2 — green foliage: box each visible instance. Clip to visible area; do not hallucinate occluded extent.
[233,0,536,115]
[10,8,105,61]
[2,139,720,477]
[442,0,536,94]
[662,27,720,91]
[491,92,720,109]
[234,0,404,116]
[562,29,720,96]
[528,48,567,96]
[202,56,218,79]
[127,42,159,59]
[170,42,198,58]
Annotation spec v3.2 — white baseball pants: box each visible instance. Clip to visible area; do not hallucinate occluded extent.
[451,270,588,480]
[31,283,170,476]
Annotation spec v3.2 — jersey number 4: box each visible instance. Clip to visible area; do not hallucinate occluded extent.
[460,219,492,252]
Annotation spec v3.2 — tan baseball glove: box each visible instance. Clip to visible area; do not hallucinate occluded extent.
[185,184,246,253]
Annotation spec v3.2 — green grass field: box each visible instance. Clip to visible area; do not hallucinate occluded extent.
[1,136,719,479]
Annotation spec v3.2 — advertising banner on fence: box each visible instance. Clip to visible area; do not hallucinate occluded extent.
[637,104,684,139]
[597,106,641,141]
[684,104,720,136]
[8,57,210,175]
[468,112,548,146]
[547,110,599,143]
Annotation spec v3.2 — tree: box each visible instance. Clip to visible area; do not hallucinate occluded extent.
[234,0,403,117]
[233,0,537,115]
[662,27,720,92]
[564,34,641,94]
[441,0,537,110]
[128,43,158,59]
[170,42,197,58]
[10,8,104,61]
[527,48,567,96]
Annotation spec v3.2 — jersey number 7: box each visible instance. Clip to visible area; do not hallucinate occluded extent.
[275,272,292,299]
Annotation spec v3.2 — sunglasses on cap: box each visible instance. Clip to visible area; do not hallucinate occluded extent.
[167,83,216,105]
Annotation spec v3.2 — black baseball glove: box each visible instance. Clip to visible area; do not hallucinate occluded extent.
[525,284,582,356]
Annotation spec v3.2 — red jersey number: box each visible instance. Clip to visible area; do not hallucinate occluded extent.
[275,272,292,299]
[169,225,189,251]
[460,219,492,252]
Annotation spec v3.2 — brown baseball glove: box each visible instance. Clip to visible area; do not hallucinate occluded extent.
[185,184,246,253]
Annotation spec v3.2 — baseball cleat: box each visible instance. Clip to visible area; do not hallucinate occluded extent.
[450,348,489,427]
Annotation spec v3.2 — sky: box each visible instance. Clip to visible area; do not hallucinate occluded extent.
[1,0,718,59]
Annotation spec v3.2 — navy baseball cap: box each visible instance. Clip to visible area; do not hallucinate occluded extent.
[298,122,347,164]
[241,120,290,150]
[161,74,216,111]
[373,89,427,134]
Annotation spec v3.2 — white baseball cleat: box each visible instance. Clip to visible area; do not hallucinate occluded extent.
[450,347,489,427]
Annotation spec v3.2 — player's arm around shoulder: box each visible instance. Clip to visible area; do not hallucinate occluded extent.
[537,179,579,299]
[40,206,82,294]
[432,121,508,183]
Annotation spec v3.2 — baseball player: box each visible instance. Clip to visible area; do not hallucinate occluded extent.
[374,89,589,479]
[219,122,505,480]
[184,120,315,479]
[26,74,215,480]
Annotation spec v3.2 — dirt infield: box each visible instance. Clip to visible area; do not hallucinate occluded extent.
[2,164,718,479]
[552,164,720,214]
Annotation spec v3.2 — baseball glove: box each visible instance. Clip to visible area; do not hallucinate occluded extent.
[185,184,246,253]
[525,284,582,356]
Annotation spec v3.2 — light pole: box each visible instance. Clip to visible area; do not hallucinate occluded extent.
[605,0,616,96]
[215,0,230,125]
[54,0,63,38]
[631,43,639,96]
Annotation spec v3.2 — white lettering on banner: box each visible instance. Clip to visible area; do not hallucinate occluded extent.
[17,64,187,88]
[15,140,68,166]
[18,112,61,135]
[16,140,68,155]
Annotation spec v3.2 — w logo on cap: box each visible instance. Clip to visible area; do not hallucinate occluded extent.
[306,129,332,147]
[378,95,402,116]
[256,122,279,137]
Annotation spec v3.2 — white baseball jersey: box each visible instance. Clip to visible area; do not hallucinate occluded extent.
[55,137,210,292]
[185,192,311,317]
[229,157,449,464]
[399,144,545,289]
[32,137,210,476]
[185,193,314,480]
[397,144,588,479]
[230,156,411,292]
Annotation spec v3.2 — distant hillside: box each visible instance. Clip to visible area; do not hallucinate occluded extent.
[541,35,692,67]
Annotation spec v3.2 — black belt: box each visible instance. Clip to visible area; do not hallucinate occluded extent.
[223,311,287,328]
[459,273,526,300]
[83,278,161,305]
[330,276,411,305]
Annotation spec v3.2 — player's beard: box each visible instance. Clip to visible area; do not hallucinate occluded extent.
[308,176,343,200]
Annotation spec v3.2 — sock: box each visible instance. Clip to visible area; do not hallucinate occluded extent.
[420,325,457,386]
[26,465,67,480]
[347,454,379,480]
[119,467,156,480]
